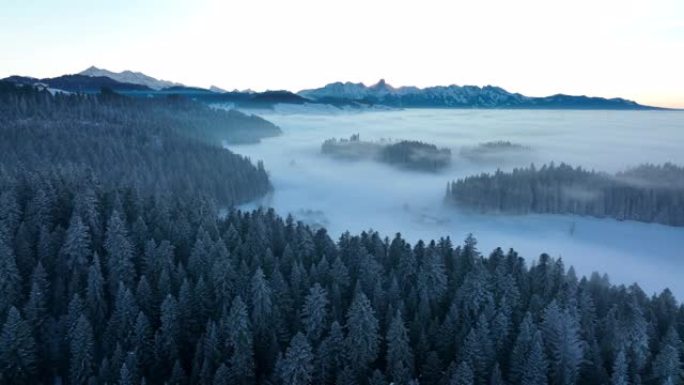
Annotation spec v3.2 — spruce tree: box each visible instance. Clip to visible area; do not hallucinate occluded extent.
[69,314,95,385]
[225,296,255,385]
[387,309,414,385]
[345,289,380,375]
[0,307,37,385]
[301,283,329,343]
[279,332,314,385]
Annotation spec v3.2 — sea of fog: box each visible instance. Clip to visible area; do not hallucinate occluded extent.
[225,106,684,297]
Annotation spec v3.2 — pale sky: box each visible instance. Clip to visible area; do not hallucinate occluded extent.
[1,0,683,107]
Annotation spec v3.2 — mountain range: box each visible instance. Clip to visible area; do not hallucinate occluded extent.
[1,67,660,110]
[299,79,647,109]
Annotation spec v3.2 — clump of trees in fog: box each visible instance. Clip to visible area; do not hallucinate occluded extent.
[321,134,385,160]
[1,172,683,385]
[0,82,274,205]
[322,135,451,172]
[459,141,532,164]
[380,141,451,172]
[446,162,684,226]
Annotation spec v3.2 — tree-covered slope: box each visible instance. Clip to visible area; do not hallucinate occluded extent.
[446,163,684,226]
[0,174,682,385]
[0,82,276,205]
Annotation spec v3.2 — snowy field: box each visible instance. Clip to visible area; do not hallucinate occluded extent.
[226,106,684,296]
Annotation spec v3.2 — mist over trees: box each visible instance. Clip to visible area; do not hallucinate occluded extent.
[321,135,451,172]
[321,134,384,161]
[459,141,532,165]
[446,162,684,226]
[0,82,275,205]
[1,173,683,385]
[380,141,451,172]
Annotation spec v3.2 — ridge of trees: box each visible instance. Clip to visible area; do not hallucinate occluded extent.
[0,82,274,205]
[446,162,684,226]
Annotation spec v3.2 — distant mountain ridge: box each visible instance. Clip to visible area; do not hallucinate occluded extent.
[1,68,661,109]
[79,66,182,90]
[1,71,310,108]
[3,74,153,93]
[298,79,650,109]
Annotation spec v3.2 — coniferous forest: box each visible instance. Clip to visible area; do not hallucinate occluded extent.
[1,172,684,385]
[0,82,683,385]
[446,163,684,227]
[0,82,276,205]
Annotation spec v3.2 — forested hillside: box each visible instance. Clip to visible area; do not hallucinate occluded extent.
[1,173,682,385]
[0,82,275,205]
[446,163,684,226]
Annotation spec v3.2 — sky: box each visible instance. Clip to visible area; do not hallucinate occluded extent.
[1,0,683,107]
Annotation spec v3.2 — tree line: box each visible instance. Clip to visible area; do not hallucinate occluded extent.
[0,82,274,206]
[446,163,684,226]
[1,171,682,385]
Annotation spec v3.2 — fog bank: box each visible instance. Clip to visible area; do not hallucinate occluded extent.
[228,107,684,296]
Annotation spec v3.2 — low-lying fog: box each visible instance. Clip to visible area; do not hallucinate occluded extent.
[226,106,684,296]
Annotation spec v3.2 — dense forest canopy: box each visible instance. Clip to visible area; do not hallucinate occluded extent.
[0,174,682,385]
[0,82,276,205]
[321,135,451,172]
[446,162,684,226]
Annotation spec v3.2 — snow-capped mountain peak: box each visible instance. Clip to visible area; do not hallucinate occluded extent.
[79,66,183,90]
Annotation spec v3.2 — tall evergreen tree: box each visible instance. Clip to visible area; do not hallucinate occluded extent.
[0,307,37,385]
[542,301,584,385]
[610,349,628,385]
[0,238,21,315]
[61,213,92,273]
[250,267,273,338]
[70,314,95,385]
[104,210,135,293]
[387,309,414,385]
[450,361,475,385]
[521,331,548,385]
[651,328,682,385]
[279,332,314,385]
[301,283,329,343]
[225,296,255,385]
[345,289,380,375]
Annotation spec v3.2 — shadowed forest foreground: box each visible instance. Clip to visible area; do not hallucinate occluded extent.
[0,172,682,385]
